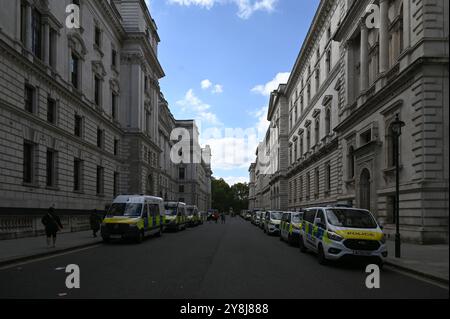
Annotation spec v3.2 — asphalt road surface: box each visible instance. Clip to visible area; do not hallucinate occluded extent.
[0,217,447,299]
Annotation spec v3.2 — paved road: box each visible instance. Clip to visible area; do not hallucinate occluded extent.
[0,218,447,299]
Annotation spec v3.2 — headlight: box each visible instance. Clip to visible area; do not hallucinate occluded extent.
[327,231,344,242]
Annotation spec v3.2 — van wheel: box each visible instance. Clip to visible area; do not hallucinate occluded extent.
[279,234,284,241]
[155,226,162,237]
[287,234,293,246]
[102,236,110,244]
[299,236,307,253]
[317,244,327,265]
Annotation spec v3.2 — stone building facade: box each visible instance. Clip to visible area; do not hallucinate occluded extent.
[250,0,448,244]
[0,0,212,239]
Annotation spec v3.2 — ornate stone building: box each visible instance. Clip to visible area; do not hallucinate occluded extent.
[250,0,448,244]
[0,0,212,239]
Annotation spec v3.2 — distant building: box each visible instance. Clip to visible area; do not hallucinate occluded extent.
[0,0,212,239]
[250,0,449,244]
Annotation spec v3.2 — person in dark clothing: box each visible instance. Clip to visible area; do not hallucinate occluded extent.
[220,212,226,224]
[90,209,102,238]
[41,207,63,248]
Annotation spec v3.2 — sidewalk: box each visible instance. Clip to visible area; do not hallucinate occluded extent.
[0,230,102,267]
[385,240,449,284]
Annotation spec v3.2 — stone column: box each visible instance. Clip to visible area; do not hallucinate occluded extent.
[402,0,410,50]
[360,21,369,91]
[43,23,50,65]
[379,0,390,73]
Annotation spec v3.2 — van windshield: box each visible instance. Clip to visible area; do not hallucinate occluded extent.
[107,203,142,217]
[270,212,282,220]
[326,209,378,229]
[164,204,178,216]
[292,213,303,223]
[186,208,194,216]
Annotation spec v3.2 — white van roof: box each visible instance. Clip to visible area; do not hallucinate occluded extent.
[113,195,163,204]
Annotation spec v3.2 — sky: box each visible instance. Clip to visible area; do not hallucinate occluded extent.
[146,0,320,186]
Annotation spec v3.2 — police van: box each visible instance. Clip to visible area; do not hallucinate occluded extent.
[299,207,387,265]
[101,195,165,243]
[262,211,283,235]
[164,201,187,231]
[280,211,304,245]
[186,205,200,227]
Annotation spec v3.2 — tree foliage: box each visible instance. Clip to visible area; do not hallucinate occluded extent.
[211,177,249,213]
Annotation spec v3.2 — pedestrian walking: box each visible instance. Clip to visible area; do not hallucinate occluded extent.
[221,212,226,224]
[90,209,102,238]
[41,207,63,248]
[214,212,219,224]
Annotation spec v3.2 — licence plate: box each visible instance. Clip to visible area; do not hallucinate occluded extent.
[353,250,372,256]
[110,234,122,239]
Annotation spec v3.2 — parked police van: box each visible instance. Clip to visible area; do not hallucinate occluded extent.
[164,201,187,231]
[186,205,201,227]
[299,207,387,265]
[262,211,283,235]
[101,195,165,243]
[280,211,304,245]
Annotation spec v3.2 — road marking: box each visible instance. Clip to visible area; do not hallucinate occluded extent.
[385,265,449,290]
[0,244,102,271]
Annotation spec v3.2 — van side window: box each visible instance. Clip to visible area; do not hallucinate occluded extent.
[149,204,159,218]
[316,210,326,228]
[303,209,317,223]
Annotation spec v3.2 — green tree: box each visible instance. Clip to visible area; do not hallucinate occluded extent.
[211,178,249,213]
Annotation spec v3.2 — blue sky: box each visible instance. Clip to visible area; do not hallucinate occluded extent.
[146,0,320,185]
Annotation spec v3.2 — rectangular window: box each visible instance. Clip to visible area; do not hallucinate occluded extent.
[47,98,56,124]
[32,9,42,58]
[49,29,57,68]
[361,129,372,145]
[74,115,83,137]
[74,158,82,191]
[24,85,34,113]
[97,128,104,149]
[114,139,119,156]
[112,49,117,67]
[94,76,101,106]
[111,92,117,120]
[71,53,79,89]
[179,167,185,180]
[23,141,34,184]
[95,26,101,47]
[46,149,56,187]
[20,1,27,44]
[315,168,320,198]
[179,185,185,193]
[96,166,104,195]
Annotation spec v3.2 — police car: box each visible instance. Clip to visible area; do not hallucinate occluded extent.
[280,211,304,245]
[186,205,201,227]
[298,207,387,265]
[164,201,187,231]
[101,195,165,243]
[262,211,283,235]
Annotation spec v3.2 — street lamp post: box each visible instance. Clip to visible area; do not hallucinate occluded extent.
[391,114,405,258]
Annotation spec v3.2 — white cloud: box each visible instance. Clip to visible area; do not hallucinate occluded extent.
[176,89,222,125]
[248,105,270,135]
[251,72,290,96]
[212,84,223,94]
[167,0,278,19]
[222,176,249,186]
[201,79,212,89]
[201,80,224,94]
